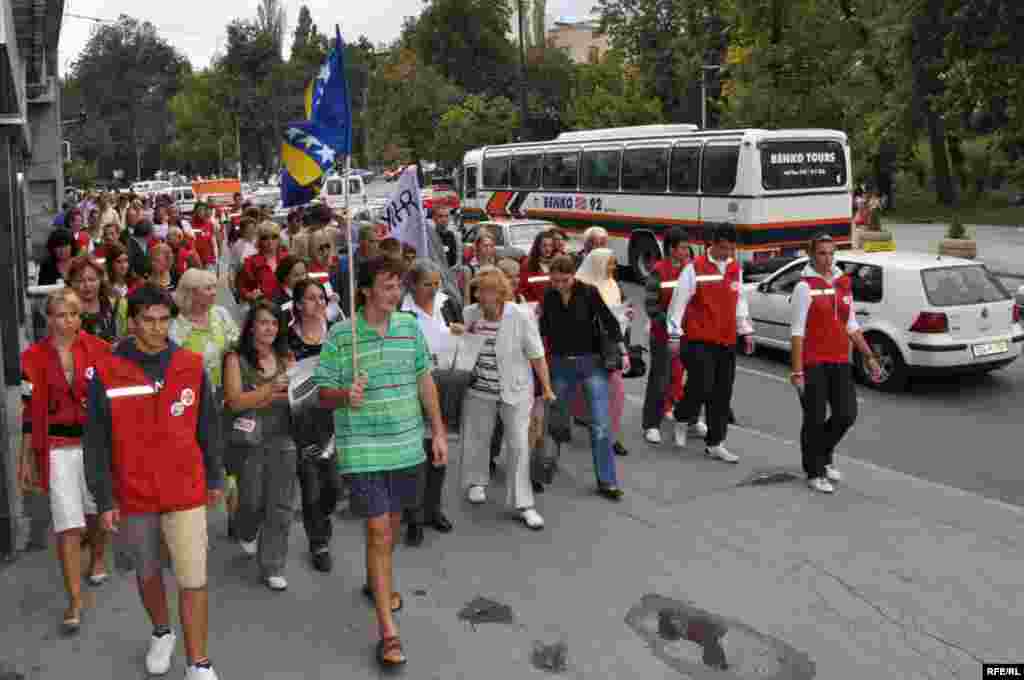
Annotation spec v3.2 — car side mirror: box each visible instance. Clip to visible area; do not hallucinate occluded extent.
[757,281,769,293]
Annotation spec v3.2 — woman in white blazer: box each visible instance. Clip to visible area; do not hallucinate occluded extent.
[460,269,556,530]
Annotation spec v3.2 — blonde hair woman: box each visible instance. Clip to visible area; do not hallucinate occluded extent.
[460,269,556,530]
[171,269,240,393]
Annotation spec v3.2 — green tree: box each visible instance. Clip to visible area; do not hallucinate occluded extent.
[564,51,664,129]
[63,15,189,180]
[167,69,237,176]
[408,0,518,96]
[434,95,521,166]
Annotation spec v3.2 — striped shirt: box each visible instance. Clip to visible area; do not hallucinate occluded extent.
[468,320,501,400]
[313,310,428,474]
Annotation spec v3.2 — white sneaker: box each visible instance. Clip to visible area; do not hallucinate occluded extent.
[673,423,687,448]
[520,508,545,530]
[705,445,739,464]
[824,465,842,482]
[239,537,257,556]
[145,631,176,675]
[808,477,835,494]
[643,428,662,444]
[467,485,486,504]
[266,575,288,591]
[184,664,220,680]
[689,420,709,438]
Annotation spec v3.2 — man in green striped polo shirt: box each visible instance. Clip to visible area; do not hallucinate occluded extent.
[314,255,447,669]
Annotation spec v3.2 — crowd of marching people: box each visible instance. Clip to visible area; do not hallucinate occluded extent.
[18,189,880,674]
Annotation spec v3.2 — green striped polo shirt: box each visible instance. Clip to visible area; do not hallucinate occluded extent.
[313,310,428,474]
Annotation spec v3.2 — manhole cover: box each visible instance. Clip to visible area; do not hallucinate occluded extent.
[738,469,802,487]
[458,597,515,625]
[625,594,815,678]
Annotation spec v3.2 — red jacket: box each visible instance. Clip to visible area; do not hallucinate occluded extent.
[802,272,854,368]
[239,250,289,300]
[519,261,551,303]
[190,218,218,266]
[650,258,685,344]
[685,256,742,347]
[95,349,206,514]
[21,332,110,491]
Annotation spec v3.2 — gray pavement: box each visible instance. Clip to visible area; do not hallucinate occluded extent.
[883,221,1024,279]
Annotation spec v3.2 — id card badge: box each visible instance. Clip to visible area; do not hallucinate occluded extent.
[233,418,257,433]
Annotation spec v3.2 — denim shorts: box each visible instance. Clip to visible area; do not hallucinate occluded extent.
[345,463,425,518]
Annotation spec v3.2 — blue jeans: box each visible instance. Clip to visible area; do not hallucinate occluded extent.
[551,354,619,487]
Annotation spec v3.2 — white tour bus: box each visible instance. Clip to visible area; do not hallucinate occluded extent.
[460,124,852,280]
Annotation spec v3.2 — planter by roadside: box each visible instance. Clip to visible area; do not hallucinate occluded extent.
[937,238,978,259]
[854,227,895,252]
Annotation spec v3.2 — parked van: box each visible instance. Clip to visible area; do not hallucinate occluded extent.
[169,186,196,215]
[320,173,368,211]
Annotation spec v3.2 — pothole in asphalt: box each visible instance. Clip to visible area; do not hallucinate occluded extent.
[625,594,815,678]
[457,596,515,626]
[737,469,803,487]
[531,640,569,673]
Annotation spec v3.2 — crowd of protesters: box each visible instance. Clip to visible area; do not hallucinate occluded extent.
[19,188,875,674]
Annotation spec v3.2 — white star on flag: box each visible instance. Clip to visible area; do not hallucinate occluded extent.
[285,127,303,142]
[300,134,319,149]
[319,61,331,84]
[315,146,336,165]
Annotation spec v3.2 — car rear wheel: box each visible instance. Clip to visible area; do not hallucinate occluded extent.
[629,234,661,285]
[858,333,907,392]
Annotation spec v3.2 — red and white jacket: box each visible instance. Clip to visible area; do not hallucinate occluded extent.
[790,265,860,368]
[667,254,752,347]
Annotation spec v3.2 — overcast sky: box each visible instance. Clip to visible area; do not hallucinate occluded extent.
[58,0,597,74]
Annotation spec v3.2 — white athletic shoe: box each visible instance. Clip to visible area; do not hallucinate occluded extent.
[673,423,687,448]
[705,445,739,464]
[824,465,842,482]
[184,664,220,680]
[266,575,288,591]
[239,538,258,557]
[643,428,662,444]
[520,508,545,530]
[808,477,835,494]
[689,420,709,438]
[467,485,486,504]
[145,631,176,676]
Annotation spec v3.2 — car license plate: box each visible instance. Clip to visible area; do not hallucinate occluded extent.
[972,340,1009,358]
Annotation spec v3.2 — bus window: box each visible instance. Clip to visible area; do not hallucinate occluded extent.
[483,156,510,188]
[465,166,478,199]
[761,141,846,190]
[621,147,668,192]
[510,155,541,189]
[543,151,580,190]
[701,145,740,194]
[580,149,621,191]
[670,146,701,193]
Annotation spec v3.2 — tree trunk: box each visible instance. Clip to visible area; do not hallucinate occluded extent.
[925,109,956,206]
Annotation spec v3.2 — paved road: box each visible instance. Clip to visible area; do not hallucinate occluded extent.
[884,222,1024,280]
[619,280,1024,509]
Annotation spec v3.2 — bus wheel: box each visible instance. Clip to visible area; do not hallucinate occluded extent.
[629,234,661,284]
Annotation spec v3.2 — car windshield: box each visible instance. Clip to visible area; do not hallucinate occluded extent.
[920,265,1010,307]
[507,223,550,250]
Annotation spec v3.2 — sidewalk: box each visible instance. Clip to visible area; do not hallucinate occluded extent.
[885,222,1024,279]
[1,423,1021,679]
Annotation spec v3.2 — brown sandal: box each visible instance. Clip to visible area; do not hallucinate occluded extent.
[61,606,82,635]
[376,636,407,667]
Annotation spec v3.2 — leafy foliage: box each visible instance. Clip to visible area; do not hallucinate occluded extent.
[434,95,521,167]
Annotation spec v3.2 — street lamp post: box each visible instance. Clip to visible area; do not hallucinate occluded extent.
[701,65,722,130]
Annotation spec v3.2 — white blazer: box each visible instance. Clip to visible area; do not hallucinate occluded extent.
[462,302,545,406]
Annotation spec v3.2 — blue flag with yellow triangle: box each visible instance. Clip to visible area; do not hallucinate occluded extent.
[281,26,353,208]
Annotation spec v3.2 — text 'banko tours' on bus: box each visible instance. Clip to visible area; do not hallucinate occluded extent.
[459,124,852,281]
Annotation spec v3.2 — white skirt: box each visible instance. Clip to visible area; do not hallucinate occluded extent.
[49,445,97,533]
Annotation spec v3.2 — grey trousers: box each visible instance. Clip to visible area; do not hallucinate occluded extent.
[235,442,298,577]
[461,395,534,511]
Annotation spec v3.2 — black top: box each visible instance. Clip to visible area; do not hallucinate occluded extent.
[539,281,623,357]
[287,326,325,361]
[37,257,63,286]
[81,301,118,343]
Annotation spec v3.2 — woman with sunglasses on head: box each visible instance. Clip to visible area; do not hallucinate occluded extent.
[286,279,341,571]
[238,222,289,303]
[790,234,881,494]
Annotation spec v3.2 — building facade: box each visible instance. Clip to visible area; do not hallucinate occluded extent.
[546,17,610,64]
[0,0,64,557]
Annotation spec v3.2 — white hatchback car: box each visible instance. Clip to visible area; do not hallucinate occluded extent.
[746,251,1024,390]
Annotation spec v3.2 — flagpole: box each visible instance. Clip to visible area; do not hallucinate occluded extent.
[344,153,358,377]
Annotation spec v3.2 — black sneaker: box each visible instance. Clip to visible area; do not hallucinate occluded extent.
[311,549,333,573]
[613,441,629,456]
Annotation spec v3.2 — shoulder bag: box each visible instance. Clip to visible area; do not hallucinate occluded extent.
[590,286,623,372]
[226,354,263,448]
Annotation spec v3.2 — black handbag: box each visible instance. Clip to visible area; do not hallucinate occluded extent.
[432,344,474,432]
[623,345,648,378]
[591,288,624,372]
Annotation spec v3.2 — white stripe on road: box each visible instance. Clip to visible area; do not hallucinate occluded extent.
[734,366,865,403]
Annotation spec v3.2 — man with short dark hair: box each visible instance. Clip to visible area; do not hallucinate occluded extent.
[121,204,155,280]
[666,224,754,463]
[315,256,447,668]
[84,284,224,680]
